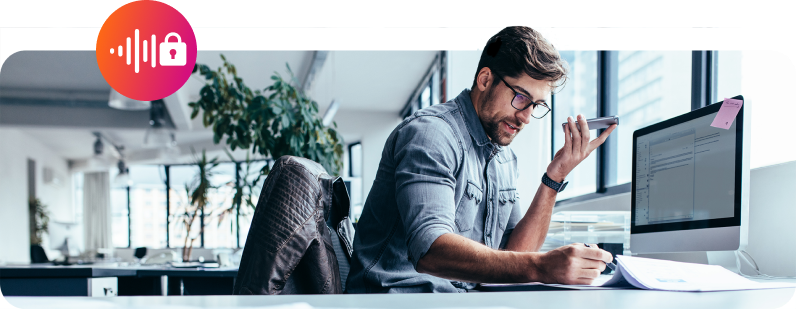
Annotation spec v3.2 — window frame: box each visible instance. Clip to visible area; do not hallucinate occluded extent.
[400,51,446,119]
[348,142,362,178]
[554,50,718,206]
[119,158,271,249]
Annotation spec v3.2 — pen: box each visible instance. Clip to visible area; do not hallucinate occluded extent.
[583,243,617,271]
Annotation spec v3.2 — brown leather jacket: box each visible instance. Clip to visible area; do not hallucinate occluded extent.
[233,156,354,295]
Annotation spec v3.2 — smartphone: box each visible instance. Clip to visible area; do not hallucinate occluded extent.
[561,116,619,131]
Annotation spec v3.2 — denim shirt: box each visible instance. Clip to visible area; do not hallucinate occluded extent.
[346,89,522,293]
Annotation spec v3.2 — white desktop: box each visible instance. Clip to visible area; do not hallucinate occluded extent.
[630,95,750,256]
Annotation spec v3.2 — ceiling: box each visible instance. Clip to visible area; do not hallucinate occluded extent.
[0,50,438,164]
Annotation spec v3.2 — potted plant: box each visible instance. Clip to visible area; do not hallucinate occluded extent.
[189,54,344,176]
[29,198,50,245]
[215,150,266,237]
[174,149,219,262]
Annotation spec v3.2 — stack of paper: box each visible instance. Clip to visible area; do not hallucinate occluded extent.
[603,255,796,291]
[479,255,796,292]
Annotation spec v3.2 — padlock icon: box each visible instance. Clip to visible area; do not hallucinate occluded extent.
[159,32,186,66]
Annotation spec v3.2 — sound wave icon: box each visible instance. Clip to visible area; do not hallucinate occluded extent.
[111,29,157,73]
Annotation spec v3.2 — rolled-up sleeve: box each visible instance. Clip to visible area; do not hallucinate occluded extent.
[392,116,461,269]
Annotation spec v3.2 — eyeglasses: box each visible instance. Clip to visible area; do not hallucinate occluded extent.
[493,73,551,119]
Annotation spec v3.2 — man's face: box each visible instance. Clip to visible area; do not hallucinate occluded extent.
[477,72,551,146]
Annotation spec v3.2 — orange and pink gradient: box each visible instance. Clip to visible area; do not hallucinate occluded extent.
[96,0,197,101]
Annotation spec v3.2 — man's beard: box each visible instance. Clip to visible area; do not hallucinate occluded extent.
[479,86,520,147]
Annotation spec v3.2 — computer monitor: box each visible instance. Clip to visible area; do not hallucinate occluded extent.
[48,220,82,257]
[630,95,749,253]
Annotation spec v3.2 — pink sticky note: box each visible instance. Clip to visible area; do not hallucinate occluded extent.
[710,98,743,129]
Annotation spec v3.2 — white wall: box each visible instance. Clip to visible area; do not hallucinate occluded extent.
[446,51,481,102]
[716,50,796,169]
[334,110,402,215]
[0,128,73,264]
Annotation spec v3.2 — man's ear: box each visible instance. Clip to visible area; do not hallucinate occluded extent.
[475,67,493,92]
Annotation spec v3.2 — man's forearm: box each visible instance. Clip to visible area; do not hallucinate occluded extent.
[416,233,541,283]
[504,183,558,252]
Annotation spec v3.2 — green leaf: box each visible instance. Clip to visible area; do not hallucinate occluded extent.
[281,114,290,129]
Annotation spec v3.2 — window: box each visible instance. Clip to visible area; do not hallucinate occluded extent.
[168,165,199,249]
[400,52,445,118]
[87,158,271,249]
[552,50,706,204]
[553,51,598,200]
[348,142,362,178]
[419,83,431,109]
[129,165,167,248]
[203,162,237,249]
[613,51,692,185]
[238,160,267,246]
[110,186,129,248]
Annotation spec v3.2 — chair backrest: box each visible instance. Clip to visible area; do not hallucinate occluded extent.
[233,156,354,295]
[30,245,49,263]
[326,178,355,291]
[134,247,147,259]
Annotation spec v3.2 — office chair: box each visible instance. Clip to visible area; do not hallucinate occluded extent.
[233,156,354,295]
[30,245,50,264]
[134,247,147,260]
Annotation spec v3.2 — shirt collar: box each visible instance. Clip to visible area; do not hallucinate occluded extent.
[456,88,492,147]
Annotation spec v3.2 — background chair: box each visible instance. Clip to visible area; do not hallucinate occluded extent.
[233,156,354,295]
[30,244,49,264]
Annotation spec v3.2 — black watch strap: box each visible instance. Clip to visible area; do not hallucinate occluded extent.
[542,173,568,192]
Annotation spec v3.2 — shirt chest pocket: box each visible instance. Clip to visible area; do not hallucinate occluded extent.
[455,181,482,232]
[497,188,519,232]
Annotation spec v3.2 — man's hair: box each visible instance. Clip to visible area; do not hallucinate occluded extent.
[472,26,568,93]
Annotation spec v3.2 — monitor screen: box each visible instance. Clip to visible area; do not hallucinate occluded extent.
[632,100,743,234]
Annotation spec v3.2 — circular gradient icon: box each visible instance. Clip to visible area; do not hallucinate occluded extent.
[96,0,197,101]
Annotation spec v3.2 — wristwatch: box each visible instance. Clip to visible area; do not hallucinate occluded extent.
[542,173,568,193]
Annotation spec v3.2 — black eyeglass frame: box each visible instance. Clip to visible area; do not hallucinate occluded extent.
[493,72,551,119]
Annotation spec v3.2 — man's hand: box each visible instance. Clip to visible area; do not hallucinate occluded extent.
[529,243,613,285]
[547,114,618,182]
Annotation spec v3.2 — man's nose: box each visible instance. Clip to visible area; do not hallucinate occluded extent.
[516,107,532,125]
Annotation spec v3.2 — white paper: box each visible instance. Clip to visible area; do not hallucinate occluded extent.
[602,255,796,291]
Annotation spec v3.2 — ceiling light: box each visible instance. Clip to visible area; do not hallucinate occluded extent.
[108,88,151,110]
[93,133,104,156]
[143,99,177,149]
[114,160,132,186]
[158,145,181,161]
[322,99,340,127]
[144,128,176,149]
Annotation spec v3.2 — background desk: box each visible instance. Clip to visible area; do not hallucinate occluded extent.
[0,265,136,296]
[0,265,237,296]
[5,287,796,309]
[135,267,238,296]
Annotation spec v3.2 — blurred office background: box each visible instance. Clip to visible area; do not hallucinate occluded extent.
[0,50,791,265]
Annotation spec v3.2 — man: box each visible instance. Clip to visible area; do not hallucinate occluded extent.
[346,26,618,293]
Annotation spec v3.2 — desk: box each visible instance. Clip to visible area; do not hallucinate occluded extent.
[5,287,796,309]
[0,265,136,296]
[0,265,237,297]
[135,267,238,296]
